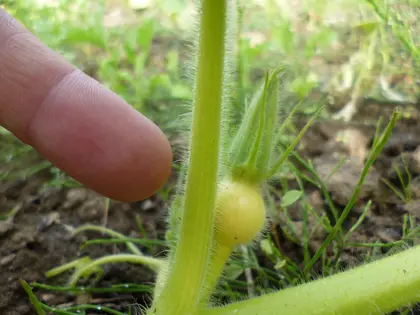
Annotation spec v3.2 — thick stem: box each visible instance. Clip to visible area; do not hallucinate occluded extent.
[202,245,420,315]
[200,243,232,306]
[154,1,227,314]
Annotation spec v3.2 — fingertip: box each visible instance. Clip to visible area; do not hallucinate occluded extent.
[0,8,173,201]
[110,119,174,202]
[29,70,173,202]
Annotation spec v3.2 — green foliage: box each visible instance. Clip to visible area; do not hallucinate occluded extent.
[280,190,303,208]
[2,0,190,188]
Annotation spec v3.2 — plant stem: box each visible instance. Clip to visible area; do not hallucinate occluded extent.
[200,243,232,305]
[68,254,163,287]
[364,0,420,62]
[202,245,420,315]
[43,304,126,315]
[21,280,46,315]
[268,105,323,177]
[46,257,92,278]
[72,224,142,255]
[304,110,399,273]
[154,1,227,314]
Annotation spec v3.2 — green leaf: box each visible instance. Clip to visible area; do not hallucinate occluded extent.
[275,20,294,55]
[352,21,381,36]
[167,50,180,75]
[290,76,317,100]
[63,27,106,49]
[137,19,155,53]
[134,54,148,76]
[171,84,192,99]
[281,190,302,208]
[260,239,274,256]
[222,263,245,281]
[159,0,187,14]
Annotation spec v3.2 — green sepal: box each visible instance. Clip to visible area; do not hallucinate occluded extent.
[228,68,283,184]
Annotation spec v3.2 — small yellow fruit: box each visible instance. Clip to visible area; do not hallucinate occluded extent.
[215,180,266,247]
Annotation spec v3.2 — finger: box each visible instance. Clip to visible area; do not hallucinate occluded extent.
[0,9,173,202]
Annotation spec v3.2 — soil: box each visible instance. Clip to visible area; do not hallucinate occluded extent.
[2,101,420,315]
[0,166,170,314]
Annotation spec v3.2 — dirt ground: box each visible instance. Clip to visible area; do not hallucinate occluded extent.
[0,166,170,314]
[2,100,420,314]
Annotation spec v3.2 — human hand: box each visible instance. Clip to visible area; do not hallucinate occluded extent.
[0,9,173,202]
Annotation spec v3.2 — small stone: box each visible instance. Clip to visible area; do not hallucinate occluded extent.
[0,254,16,266]
[335,128,369,165]
[314,155,379,206]
[37,212,60,232]
[78,198,104,221]
[141,199,156,212]
[402,201,420,218]
[0,217,14,236]
[40,293,56,303]
[63,188,89,209]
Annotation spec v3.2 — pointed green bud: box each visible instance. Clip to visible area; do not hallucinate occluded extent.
[228,68,282,184]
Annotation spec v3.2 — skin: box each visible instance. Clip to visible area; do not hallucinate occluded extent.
[0,8,173,202]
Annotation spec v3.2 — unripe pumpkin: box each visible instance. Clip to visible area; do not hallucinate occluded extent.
[215,180,266,247]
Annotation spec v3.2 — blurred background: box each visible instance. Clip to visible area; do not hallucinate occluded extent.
[3,0,420,186]
[2,1,420,314]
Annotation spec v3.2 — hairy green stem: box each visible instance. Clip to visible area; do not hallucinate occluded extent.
[203,245,420,315]
[200,243,232,306]
[153,1,227,314]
